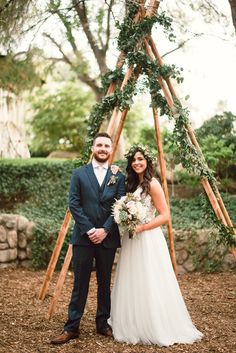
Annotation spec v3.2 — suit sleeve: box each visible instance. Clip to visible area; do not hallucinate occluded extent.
[103,173,126,233]
[69,169,94,234]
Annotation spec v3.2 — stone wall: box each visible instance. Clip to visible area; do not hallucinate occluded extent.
[0,214,35,268]
[173,229,236,274]
[0,213,235,272]
[114,229,236,273]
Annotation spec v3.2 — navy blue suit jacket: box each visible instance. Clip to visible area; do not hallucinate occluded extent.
[69,163,126,248]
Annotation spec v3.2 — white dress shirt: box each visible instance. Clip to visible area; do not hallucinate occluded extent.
[92,159,108,186]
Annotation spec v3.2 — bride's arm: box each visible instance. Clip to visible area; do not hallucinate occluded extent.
[135,178,170,233]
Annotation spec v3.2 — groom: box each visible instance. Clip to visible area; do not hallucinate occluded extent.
[51,132,125,345]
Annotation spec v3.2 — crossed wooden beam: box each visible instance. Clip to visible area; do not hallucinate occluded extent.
[38,0,236,319]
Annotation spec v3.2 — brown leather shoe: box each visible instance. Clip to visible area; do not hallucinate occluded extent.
[97,326,113,337]
[50,331,79,345]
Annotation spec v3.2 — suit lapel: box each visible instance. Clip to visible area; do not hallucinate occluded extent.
[101,168,112,196]
[85,164,100,195]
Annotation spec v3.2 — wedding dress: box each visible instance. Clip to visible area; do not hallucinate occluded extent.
[109,187,203,346]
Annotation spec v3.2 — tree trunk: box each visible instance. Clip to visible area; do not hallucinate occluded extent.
[229,0,236,31]
[0,89,30,158]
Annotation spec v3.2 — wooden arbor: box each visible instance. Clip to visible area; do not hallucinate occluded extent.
[38,0,236,319]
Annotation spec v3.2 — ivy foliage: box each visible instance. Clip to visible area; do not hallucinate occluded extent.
[0,158,81,269]
[82,0,236,248]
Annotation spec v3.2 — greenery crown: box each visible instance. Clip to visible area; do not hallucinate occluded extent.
[125,144,156,162]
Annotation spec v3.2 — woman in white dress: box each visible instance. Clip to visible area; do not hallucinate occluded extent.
[109,145,203,346]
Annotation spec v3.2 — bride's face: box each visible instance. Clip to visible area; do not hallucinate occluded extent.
[131,152,147,176]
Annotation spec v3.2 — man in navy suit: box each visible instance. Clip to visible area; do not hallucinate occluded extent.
[51,132,125,345]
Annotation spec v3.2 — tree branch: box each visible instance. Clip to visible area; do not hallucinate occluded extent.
[104,0,114,53]
[43,32,73,66]
[76,73,101,100]
[228,0,236,31]
[50,6,78,53]
[0,0,14,13]
[72,0,108,74]
[162,34,203,58]
[43,32,101,100]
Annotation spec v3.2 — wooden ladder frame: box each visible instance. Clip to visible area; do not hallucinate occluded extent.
[38,0,236,319]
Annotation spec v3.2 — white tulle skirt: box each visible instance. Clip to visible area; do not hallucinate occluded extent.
[109,227,203,346]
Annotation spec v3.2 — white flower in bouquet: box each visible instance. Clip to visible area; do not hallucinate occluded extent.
[113,193,148,239]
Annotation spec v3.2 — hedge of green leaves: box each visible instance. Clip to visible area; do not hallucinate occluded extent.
[170,193,236,231]
[1,159,235,269]
[0,158,82,268]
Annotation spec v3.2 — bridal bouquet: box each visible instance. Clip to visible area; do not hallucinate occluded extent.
[113,193,147,239]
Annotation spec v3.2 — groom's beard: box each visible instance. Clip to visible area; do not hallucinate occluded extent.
[93,151,111,163]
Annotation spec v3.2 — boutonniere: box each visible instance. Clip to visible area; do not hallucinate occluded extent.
[107,165,119,186]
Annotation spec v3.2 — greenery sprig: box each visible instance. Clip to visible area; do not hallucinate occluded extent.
[81,0,235,248]
[125,144,156,162]
[101,68,125,93]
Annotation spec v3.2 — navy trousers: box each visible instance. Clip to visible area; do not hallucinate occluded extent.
[64,244,116,332]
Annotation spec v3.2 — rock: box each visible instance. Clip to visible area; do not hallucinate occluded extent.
[0,243,9,250]
[177,265,186,275]
[18,216,29,232]
[18,233,27,249]
[9,248,17,261]
[7,230,18,248]
[5,219,17,229]
[20,260,32,268]
[207,248,217,259]
[222,253,236,270]
[0,262,17,269]
[183,257,196,272]
[218,244,227,256]
[25,222,35,240]
[197,230,208,245]
[176,249,189,265]
[0,225,7,242]
[0,248,17,262]
[175,241,185,251]
[17,249,27,260]
[26,246,32,259]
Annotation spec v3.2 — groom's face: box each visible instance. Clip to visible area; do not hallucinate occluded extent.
[92,136,113,163]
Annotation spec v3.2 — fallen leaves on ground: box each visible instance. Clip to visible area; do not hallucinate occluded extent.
[0,268,235,353]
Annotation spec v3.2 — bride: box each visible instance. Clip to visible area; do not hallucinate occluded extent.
[109,145,203,346]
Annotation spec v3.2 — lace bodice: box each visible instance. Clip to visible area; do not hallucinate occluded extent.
[133,187,156,222]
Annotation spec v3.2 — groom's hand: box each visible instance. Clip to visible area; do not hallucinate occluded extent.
[89,228,108,244]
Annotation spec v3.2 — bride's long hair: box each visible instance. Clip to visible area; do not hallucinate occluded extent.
[125,145,154,195]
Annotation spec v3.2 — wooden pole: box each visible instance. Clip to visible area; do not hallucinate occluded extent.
[38,210,72,300]
[144,39,174,107]
[109,109,129,163]
[152,107,177,273]
[146,35,236,257]
[107,1,160,136]
[201,178,236,260]
[148,37,178,99]
[201,178,227,226]
[47,244,73,319]
[107,67,134,136]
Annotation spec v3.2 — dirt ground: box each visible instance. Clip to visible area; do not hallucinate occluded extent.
[0,268,235,353]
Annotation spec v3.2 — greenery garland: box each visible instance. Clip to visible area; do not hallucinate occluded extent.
[81,1,235,248]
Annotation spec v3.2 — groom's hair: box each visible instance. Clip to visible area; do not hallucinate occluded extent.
[93,132,113,144]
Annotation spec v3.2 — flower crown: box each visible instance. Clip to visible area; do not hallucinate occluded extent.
[124,144,156,162]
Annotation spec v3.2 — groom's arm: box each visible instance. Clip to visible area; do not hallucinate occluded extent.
[103,173,126,233]
[69,169,95,234]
